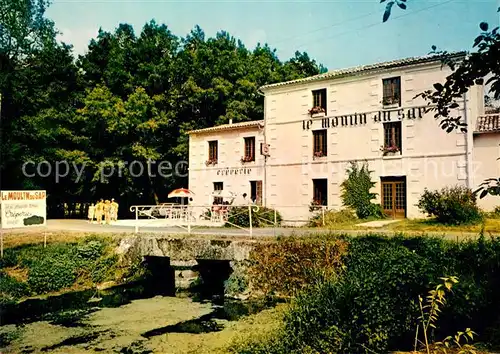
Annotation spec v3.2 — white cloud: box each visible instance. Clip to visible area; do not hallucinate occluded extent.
[57,27,99,56]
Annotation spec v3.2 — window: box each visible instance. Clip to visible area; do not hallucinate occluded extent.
[312,88,327,111]
[244,137,255,161]
[208,140,218,161]
[250,181,263,205]
[213,182,223,204]
[313,130,327,157]
[313,179,328,206]
[383,122,402,153]
[382,77,401,106]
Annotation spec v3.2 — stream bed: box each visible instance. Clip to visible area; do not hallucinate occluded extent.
[0,281,279,353]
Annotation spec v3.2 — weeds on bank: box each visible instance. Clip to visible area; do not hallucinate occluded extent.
[415,276,477,354]
[0,235,141,304]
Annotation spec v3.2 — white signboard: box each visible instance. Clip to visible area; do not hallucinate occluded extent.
[0,190,47,229]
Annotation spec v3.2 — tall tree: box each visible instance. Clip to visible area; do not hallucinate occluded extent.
[2,0,327,212]
[0,0,81,192]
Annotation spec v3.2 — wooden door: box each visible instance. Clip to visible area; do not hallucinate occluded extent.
[256,181,263,205]
[381,179,406,218]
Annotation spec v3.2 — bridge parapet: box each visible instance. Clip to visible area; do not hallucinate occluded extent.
[118,235,259,261]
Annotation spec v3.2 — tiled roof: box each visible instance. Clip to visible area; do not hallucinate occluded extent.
[260,52,467,91]
[187,120,264,135]
[476,114,500,133]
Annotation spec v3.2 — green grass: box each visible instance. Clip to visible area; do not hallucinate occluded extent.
[387,218,500,234]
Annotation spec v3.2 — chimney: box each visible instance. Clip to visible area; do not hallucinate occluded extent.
[229,119,233,124]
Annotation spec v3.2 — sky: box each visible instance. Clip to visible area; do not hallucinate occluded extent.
[46,0,500,71]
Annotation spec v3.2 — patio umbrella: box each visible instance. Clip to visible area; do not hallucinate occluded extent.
[168,188,194,205]
[168,188,194,199]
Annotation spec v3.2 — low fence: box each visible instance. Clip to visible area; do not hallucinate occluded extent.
[128,204,330,235]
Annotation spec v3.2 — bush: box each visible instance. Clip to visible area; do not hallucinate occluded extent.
[0,236,129,301]
[27,256,77,293]
[340,161,382,219]
[308,208,357,227]
[0,272,30,304]
[282,238,435,353]
[238,235,500,353]
[488,205,500,219]
[417,186,483,225]
[247,236,348,296]
[226,206,282,228]
[224,266,249,296]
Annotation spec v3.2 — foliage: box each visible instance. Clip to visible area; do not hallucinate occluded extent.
[417,186,483,225]
[247,236,347,296]
[340,161,383,219]
[0,236,131,301]
[488,206,500,219]
[225,206,282,228]
[308,208,357,227]
[224,266,249,296]
[239,234,500,353]
[0,271,30,305]
[1,0,326,215]
[415,276,478,354]
[27,255,77,293]
[380,0,408,22]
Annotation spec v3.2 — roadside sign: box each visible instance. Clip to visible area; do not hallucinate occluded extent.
[0,190,47,229]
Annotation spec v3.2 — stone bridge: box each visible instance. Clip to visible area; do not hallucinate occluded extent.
[117,235,261,293]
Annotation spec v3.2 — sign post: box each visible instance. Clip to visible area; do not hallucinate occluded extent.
[0,191,47,256]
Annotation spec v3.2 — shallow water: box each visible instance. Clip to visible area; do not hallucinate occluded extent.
[0,282,278,353]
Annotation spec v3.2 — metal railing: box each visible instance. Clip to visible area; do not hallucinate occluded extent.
[128,204,329,235]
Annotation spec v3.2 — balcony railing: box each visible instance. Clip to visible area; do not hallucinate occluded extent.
[476,114,500,133]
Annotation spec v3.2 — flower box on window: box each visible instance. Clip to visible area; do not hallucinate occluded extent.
[313,151,326,160]
[241,156,254,163]
[205,159,218,166]
[382,95,400,106]
[308,106,326,117]
[380,145,400,156]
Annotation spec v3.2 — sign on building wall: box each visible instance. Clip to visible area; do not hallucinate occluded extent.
[302,106,426,130]
[0,190,47,229]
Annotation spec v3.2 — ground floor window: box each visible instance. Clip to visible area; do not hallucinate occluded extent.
[213,182,223,204]
[313,178,328,206]
[381,176,406,218]
[250,180,263,205]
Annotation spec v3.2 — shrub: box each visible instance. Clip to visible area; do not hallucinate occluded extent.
[0,236,130,299]
[282,237,436,353]
[340,161,382,219]
[239,235,500,353]
[27,256,77,293]
[488,205,500,219]
[224,266,249,296]
[76,240,105,261]
[247,236,348,296]
[226,206,282,228]
[308,208,357,227]
[417,186,483,225]
[91,254,119,283]
[0,272,30,304]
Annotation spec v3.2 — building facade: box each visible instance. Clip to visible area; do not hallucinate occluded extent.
[188,53,499,223]
[188,120,265,206]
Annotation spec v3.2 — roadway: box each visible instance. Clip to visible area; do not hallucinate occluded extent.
[0,219,487,241]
